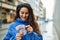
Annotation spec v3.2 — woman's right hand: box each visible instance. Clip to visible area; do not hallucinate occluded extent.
[16,32,24,40]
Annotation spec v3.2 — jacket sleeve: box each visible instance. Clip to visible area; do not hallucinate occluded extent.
[39,34,43,40]
[22,32,43,40]
[33,32,43,40]
[3,24,13,40]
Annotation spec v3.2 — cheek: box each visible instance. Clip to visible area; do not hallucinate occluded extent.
[26,14,29,18]
[20,14,22,16]
[19,13,22,17]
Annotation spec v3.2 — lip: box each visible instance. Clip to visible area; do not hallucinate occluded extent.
[21,18,27,20]
[22,17,27,19]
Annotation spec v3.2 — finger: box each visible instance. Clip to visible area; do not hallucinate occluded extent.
[26,25,31,28]
[26,27,33,32]
[25,25,32,29]
[16,33,20,37]
[19,32,24,36]
[16,34,21,40]
[16,37,21,40]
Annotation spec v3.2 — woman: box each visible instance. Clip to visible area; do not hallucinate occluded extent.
[3,3,43,40]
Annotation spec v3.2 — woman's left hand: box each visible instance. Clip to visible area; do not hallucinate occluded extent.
[26,25,33,32]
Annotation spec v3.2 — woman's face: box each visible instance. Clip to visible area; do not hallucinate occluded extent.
[19,7,29,20]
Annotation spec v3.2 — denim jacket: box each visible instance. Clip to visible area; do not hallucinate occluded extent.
[3,18,43,40]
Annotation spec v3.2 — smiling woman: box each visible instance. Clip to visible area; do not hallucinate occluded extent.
[3,3,43,40]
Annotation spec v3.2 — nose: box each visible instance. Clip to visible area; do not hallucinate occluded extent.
[23,13,26,17]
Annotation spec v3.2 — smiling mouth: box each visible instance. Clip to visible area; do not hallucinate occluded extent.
[22,17,26,19]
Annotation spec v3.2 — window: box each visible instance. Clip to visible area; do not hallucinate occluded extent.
[7,0,13,3]
[2,12,7,24]
[7,0,14,5]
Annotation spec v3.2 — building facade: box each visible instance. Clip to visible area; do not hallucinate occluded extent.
[38,1,46,20]
[0,0,23,28]
[39,7,46,20]
[0,0,15,23]
[53,0,60,40]
[0,0,45,28]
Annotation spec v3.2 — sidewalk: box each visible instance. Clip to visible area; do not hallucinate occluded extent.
[0,24,10,31]
[39,21,58,40]
[0,24,10,40]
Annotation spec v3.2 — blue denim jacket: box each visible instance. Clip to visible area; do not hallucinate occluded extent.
[21,32,43,40]
[3,18,43,40]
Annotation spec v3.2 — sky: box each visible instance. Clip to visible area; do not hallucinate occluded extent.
[41,0,55,19]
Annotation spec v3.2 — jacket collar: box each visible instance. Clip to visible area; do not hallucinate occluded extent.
[16,18,28,25]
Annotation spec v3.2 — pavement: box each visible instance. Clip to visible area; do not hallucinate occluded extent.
[37,20,58,40]
[0,24,9,30]
[0,24,10,40]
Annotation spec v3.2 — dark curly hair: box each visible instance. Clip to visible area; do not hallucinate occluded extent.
[15,3,41,35]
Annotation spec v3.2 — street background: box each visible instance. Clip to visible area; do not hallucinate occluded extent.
[0,0,60,40]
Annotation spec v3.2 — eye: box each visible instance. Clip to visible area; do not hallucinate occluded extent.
[21,12,24,14]
[26,12,28,14]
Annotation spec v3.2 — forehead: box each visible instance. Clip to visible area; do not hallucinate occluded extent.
[20,7,29,12]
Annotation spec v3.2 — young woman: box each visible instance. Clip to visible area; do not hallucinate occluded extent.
[3,3,43,40]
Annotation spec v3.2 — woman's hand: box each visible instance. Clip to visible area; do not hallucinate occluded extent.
[16,32,24,40]
[26,25,33,32]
